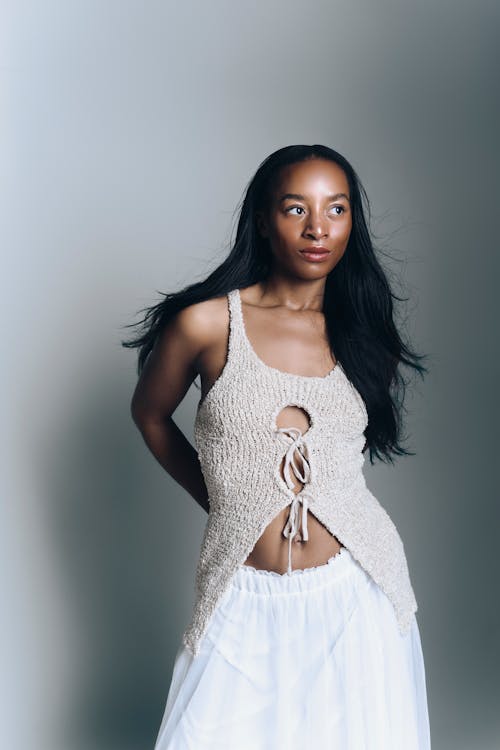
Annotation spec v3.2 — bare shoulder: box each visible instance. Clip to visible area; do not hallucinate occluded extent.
[130,293,230,422]
[172,293,229,357]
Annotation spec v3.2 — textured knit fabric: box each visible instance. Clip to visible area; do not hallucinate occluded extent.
[182,287,418,657]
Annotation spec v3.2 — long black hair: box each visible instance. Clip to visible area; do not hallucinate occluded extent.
[121,144,429,465]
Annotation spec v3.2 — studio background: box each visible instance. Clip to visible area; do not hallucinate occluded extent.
[2,1,498,749]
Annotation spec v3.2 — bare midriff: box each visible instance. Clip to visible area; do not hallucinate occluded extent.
[242,509,344,573]
[242,404,344,574]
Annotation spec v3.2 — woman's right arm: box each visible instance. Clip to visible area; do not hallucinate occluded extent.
[130,303,212,514]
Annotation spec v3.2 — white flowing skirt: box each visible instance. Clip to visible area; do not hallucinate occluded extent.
[154,546,431,749]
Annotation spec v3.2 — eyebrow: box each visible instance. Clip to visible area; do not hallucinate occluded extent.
[279,192,350,204]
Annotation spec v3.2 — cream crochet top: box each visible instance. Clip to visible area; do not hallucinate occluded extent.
[182,288,417,656]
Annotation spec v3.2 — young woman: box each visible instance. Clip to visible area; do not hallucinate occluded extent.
[123,144,432,749]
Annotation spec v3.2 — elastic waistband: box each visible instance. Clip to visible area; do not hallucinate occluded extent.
[231,545,356,596]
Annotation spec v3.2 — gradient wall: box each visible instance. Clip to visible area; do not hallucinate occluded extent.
[2,1,498,748]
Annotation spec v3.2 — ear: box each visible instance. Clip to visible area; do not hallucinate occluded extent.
[255,210,269,239]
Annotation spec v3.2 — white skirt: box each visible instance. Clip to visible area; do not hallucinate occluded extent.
[154,546,431,749]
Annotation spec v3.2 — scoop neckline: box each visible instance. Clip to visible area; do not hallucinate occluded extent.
[234,288,341,381]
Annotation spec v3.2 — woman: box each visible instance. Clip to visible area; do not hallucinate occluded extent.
[123,144,432,749]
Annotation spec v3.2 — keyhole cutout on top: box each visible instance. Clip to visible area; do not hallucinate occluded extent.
[276,406,311,495]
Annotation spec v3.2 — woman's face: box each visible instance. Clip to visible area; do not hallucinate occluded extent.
[256,158,352,278]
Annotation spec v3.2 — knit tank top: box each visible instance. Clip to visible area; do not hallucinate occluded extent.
[182,287,418,657]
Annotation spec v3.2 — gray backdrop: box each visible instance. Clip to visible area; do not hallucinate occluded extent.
[2,1,498,749]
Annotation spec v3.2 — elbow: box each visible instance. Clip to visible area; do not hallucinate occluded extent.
[130,397,147,428]
[130,399,170,430]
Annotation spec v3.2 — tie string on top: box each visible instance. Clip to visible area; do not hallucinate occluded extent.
[275,426,313,574]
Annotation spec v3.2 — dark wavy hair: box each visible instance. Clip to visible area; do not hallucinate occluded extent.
[121,144,429,465]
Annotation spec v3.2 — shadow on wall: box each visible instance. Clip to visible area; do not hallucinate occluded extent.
[44,366,201,749]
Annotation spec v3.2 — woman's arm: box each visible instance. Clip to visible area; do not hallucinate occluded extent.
[130,304,213,514]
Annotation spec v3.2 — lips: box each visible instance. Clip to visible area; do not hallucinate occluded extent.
[300,246,330,255]
[299,246,331,262]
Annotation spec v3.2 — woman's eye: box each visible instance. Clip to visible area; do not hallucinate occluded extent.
[286,205,346,216]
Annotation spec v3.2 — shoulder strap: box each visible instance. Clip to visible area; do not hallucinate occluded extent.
[224,288,247,364]
[227,288,244,342]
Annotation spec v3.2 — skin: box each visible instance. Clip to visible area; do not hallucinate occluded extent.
[131,157,356,574]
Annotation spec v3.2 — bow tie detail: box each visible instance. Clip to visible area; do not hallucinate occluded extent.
[276,426,313,574]
[276,426,311,489]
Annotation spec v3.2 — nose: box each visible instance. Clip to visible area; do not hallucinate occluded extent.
[303,210,328,239]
